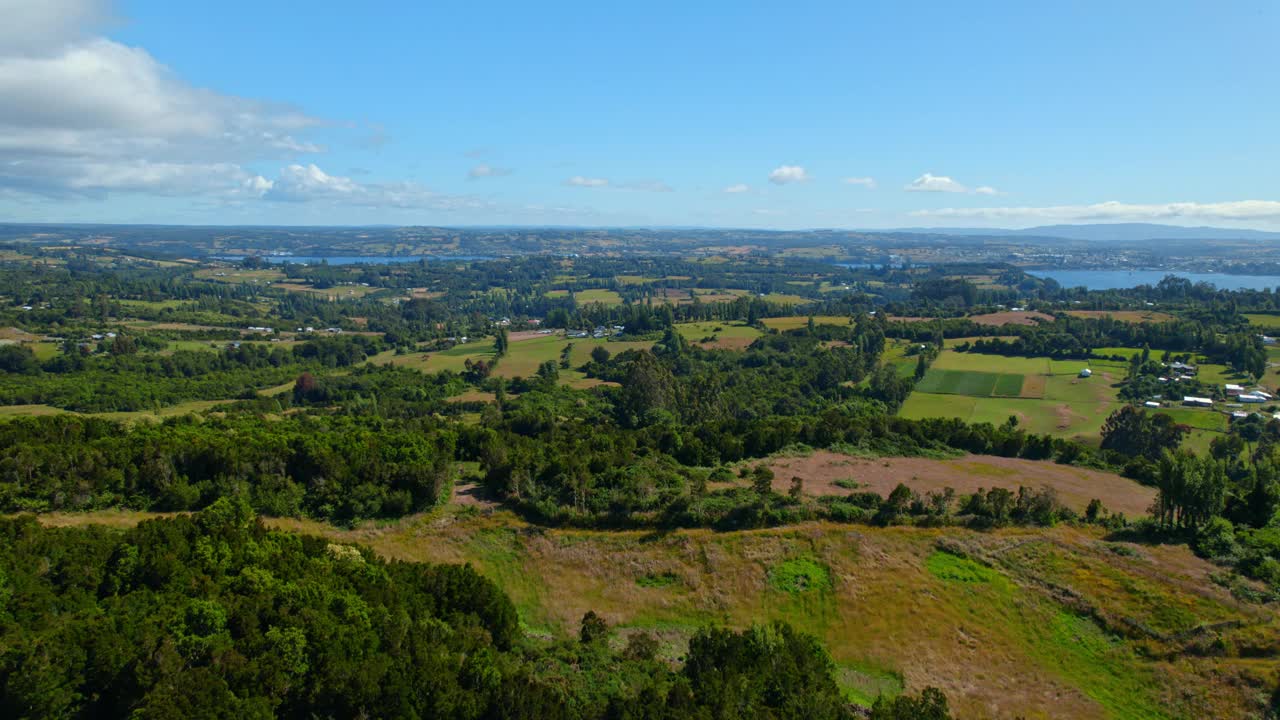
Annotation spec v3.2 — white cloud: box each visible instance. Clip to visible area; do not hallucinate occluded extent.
[562,176,671,191]
[768,165,810,184]
[468,163,512,179]
[265,164,360,201]
[723,183,750,193]
[565,175,610,188]
[905,173,967,193]
[842,176,876,189]
[905,173,1003,195]
[0,0,330,202]
[261,163,487,211]
[0,0,108,57]
[911,200,1280,223]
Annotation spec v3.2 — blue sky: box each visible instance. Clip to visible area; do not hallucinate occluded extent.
[1,0,1277,229]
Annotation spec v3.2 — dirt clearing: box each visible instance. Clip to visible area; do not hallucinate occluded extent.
[765,451,1155,516]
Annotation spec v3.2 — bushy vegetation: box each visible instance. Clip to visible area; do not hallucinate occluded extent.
[0,503,936,719]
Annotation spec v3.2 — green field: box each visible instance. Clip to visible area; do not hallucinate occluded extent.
[903,350,1127,442]
[567,338,653,367]
[915,369,1026,397]
[1244,314,1280,330]
[761,315,854,331]
[385,339,497,374]
[674,321,761,348]
[901,393,1123,443]
[930,352,1052,375]
[614,275,658,285]
[544,288,624,306]
[493,335,568,379]
[880,340,922,378]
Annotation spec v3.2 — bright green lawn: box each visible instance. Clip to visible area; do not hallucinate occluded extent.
[930,351,1051,375]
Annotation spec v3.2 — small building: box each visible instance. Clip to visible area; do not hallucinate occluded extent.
[1182,396,1213,407]
[1239,393,1267,403]
[1232,411,1250,420]
[1144,401,1161,408]
[1079,368,1092,378]
[1225,383,1244,396]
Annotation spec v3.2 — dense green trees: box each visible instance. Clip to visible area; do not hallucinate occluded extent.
[0,415,456,523]
[1100,406,1188,461]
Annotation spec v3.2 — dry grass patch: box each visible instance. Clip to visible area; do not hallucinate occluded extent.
[1066,310,1175,323]
[765,451,1155,516]
[0,327,39,341]
[970,311,1055,326]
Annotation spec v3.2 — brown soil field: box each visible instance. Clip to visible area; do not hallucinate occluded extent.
[970,311,1055,326]
[1019,374,1048,398]
[509,330,556,342]
[649,288,694,304]
[765,451,1155,517]
[1066,310,1175,323]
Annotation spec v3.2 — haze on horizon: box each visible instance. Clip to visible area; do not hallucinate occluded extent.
[0,0,1277,231]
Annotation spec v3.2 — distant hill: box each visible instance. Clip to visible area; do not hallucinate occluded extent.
[888,223,1280,242]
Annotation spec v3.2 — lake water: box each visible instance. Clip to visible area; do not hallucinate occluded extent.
[214,255,491,265]
[1028,269,1280,291]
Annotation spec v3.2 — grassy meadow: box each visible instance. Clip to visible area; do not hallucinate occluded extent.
[901,350,1129,442]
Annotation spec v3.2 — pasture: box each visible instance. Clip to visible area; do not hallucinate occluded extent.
[902,350,1126,442]
[1244,314,1280,330]
[761,315,854,331]
[384,339,497,374]
[544,288,624,306]
[674,321,761,350]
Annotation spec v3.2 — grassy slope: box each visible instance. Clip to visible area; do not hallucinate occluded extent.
[41,509,1278,719]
